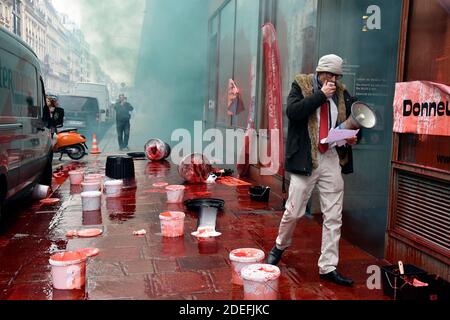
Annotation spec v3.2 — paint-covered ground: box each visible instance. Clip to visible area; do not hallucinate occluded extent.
[0,130,390,300]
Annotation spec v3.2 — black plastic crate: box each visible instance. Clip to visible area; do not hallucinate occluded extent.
[381,264,429,300]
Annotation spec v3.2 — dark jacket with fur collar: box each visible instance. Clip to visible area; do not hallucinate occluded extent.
[285,74,357,176]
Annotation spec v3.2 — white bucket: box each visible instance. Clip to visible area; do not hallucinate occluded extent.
[81,191,102,211]
[49,251,87,290]
[84,174,104,183]
[229,248,266,285]
[241,264,280,300]
[165,185,186,204]
[81,181,102,193]
[32,184,50,200]
[69,171,84,185]
[159,211,185,237]
[104,180,123,198]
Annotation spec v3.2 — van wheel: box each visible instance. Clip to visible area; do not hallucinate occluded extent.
[40,156,53,186]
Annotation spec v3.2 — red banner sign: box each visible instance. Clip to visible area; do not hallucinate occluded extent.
[262,23,284,177]
[393,81,450,136]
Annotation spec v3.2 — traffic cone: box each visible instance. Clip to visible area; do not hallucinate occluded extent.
[91,134,101,154]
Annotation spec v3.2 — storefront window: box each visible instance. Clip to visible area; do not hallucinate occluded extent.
[216,0,235,126]
[399,0,450,171]
[231,0,260,128]
[275,0,318,136]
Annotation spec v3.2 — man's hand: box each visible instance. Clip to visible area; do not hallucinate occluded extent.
[345,136,358,146]
[321,80,336,99]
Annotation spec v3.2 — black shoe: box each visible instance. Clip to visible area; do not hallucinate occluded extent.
[267,246,285,266]
[320,270,354,287]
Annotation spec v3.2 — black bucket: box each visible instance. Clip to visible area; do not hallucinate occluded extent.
[106,156,135,180]
[249,186,270,202]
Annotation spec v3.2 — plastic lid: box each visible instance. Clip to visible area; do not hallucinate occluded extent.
[69,170,84,175]
[80,191,102,198]
[159,211,185,221]
[165,185,186,191]
[82,181,101,186]
[191,227,222,238]
[76,228,103,238]
[241,264,281,282]
[229,248,265,263]
[49,251,87,267]
[153,182,169,188]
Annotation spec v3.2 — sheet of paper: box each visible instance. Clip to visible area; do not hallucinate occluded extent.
[320,128,359,145]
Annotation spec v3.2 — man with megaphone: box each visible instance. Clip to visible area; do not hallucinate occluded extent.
[267,54,361,287]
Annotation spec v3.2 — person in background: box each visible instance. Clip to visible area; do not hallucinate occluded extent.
[44,95,64,138]
[267,54,359,287]
[114,94,134,151]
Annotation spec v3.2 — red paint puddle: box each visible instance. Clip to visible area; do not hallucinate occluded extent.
[187,192,212,197]
[217,177,252,187]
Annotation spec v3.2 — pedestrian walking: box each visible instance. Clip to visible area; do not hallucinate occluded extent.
[114,94,134,151]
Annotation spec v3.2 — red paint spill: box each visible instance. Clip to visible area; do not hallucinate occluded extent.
[75,248,100,258]
[40,198,60,205]
[234,251,251,257]
[160,212,173,218]
[258,267,277,273]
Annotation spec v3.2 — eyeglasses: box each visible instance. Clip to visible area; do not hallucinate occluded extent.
[324,72,343,80]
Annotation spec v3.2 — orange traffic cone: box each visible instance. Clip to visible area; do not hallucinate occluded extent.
[91,134,101,154]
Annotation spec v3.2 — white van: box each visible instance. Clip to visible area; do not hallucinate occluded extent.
[0,27,53,222]
[71,83,112,123]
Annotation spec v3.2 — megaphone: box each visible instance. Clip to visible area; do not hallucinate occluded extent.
[339,101,377,130]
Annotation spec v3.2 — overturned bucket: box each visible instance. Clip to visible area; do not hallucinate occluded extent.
[159,211,185,238]
[229,248,266,286]
[49,251,87,290]
[32,184,50,200]
[241,264,280,300]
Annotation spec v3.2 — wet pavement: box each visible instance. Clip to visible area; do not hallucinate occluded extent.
[0,129,390,300]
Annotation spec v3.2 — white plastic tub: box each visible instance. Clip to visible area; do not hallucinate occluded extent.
[241,264,280,300]
[165,185,186,204]
[81,181,102,193]
[49,251,87,290]
[69,171,84,185]
[80,191,102,211]
[104,180,123,198]
[159,211,185,237]
[32,184,50,200]
[229,248,266,285]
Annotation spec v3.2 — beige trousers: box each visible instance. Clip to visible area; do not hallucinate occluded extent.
[276,148,344,275]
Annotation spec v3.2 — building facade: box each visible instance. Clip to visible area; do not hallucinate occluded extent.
[204,0,448,280]
[0,0,116,95]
